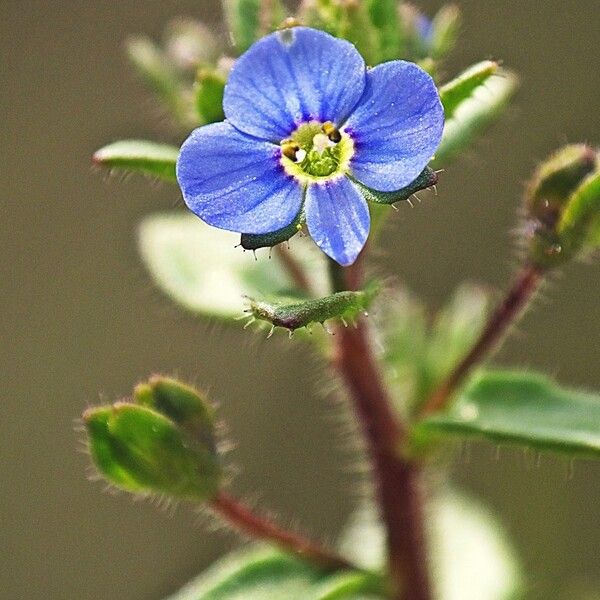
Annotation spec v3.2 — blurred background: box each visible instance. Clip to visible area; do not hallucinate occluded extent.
[1,1,599,598]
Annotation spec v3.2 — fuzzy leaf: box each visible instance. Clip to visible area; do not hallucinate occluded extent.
[414,370,600,458]
[93,140,179,182]
[433,70,518,166]
[126,36,195,126]
[166,546,383,599]
[383,284,491,411]
[138,212,328,320]
[440,60,499,119]
[339,490,523,600]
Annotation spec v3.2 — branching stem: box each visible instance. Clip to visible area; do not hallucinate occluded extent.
[330,257,432,600]
[422,263,544,416]
[210,491,353,571]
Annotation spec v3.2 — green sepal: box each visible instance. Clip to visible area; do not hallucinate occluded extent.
[134,376,216,453]
[559,168,600,248]
[412,370,600,458]
[432,69,518,167]
[240,210,305,250]
[366,0,404,62]
[126,36,195,126]
[248,285,378,333]
[524,144,599,268]
[83,402,221,500]
[439,60,499,119]
[166,546,384,600]
[223,0,286,54]
[93,140,179,182]
[195,68,226,124]
[352,167,438,205]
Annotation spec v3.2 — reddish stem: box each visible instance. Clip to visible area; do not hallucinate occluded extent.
[210,491,352,571]
[331,258,432,600]
[422,264,544,416]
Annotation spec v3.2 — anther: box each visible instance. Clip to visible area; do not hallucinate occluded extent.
[281,140,301,162]
[322,121,342,143]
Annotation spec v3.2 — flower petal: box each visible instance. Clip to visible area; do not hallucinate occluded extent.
[223,27,366,142]
[345,61,444,191]
[305,177,370,266]
[176,122,302,234]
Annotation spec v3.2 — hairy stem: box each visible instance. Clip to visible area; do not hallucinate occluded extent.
[330,258,432,600]
[210,491,352,571]
[422,264,544,416]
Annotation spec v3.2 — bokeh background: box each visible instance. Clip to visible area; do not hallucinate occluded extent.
[1,1,599,599]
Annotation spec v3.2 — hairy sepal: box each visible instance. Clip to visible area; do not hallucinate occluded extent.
[353,167,438,205]
[247,286,378,333]
[240,209,305,250]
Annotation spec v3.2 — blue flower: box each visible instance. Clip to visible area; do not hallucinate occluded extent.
[177,27,444,266]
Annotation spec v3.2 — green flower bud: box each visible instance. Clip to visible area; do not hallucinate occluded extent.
[163,18,218,72]
[84,380,220,501]
[134,376,217,453]
[524,144,599,268]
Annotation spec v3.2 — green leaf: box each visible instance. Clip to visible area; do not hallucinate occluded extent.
[166,546,383,600]
[382,284,491,411]
[440,61,500,119]
[338,490,523,600]
[195,68,226,124]
[429,5,461,60]
[93,140,179,182]
[366,0,404,62]
[223,0,285,54]
[138,212,329,320]
[126,36,195,126]
[432,70,518,166]
[84,402,220,500]
[414,370,600,458]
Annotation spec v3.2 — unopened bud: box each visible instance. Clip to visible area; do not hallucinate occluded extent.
[524,144,599,268]
[84,379,220,501]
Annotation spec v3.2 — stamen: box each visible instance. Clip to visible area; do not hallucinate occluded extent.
[322,121,342,143]
[281,140,300,162]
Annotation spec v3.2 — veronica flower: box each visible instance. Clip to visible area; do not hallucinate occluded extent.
[177,27,444,266]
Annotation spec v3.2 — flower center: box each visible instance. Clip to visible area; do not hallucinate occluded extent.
[280,121,354,183]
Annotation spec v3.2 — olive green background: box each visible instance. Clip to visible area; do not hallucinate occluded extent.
[1,1,599,599]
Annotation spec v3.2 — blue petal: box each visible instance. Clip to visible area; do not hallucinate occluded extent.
[344,61,444,191]
[223,27,366,142]
[305,177,370,266]
[176,122,302,234]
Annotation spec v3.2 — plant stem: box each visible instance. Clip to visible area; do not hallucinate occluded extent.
[210,491,353,571]
[422,264,544,416]
[330,258,432,600]
[275,244,315,295]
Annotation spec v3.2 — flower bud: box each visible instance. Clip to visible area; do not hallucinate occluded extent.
[84,378,220,501]
[524,144,599,268]
[134,376,216,453]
